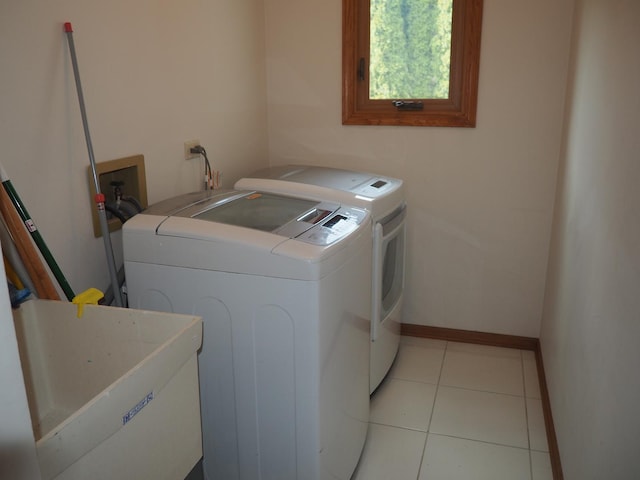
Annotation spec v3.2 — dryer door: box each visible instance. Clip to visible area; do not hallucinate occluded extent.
[371,205,406,341]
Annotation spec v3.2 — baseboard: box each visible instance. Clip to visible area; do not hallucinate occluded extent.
[532,341,564,480]
[401,323,539,350]
[400,323,563,480]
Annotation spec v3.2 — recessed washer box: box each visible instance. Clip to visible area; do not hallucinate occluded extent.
[88,155,148,237]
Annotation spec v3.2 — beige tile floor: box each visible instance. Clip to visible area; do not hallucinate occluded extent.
[351,336,552,480]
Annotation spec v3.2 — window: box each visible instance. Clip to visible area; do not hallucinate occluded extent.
[342,0,483,127]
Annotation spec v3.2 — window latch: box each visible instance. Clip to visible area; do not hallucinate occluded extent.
[392,100,424,111]
[358,58,365,81]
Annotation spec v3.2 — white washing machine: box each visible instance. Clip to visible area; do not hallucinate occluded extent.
[236,165,405,393]
[123,190,371,480]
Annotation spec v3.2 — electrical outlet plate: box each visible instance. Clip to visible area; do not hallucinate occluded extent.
[184,139,200,160]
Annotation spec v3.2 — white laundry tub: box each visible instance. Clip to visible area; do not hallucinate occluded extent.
[12,299,203,480]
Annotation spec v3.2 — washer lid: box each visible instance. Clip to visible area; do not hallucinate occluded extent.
[168,192,338,239]
[152,190,366,247]
[192,192,326,236]
[142,190,236,217]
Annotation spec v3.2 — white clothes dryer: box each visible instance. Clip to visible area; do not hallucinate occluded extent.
[236,165,405,393]
[123,190,371,480]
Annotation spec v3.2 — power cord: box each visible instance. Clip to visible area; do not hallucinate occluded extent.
[190,145,213,190]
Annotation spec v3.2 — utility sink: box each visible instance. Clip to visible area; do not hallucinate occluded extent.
[13,299,203,480]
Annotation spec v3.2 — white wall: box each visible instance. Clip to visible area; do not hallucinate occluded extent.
[263,0,575,337]
[0,0,269,295]
[540,1,640,478]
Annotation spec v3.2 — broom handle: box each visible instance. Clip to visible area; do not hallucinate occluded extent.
[0,165,75,300]
[0,185,60,300]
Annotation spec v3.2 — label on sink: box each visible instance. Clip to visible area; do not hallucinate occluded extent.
[122,391,154,425]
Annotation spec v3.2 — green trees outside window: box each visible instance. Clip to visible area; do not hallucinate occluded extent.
[369,0,453,100]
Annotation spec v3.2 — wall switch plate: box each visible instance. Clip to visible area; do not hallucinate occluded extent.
[184,139,200,160]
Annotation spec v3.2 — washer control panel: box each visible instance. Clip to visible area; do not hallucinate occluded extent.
[297,207,368,246]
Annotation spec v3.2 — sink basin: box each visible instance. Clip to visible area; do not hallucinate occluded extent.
[13,299,203,480]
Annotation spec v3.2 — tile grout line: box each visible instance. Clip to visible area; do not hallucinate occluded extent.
[414,339,449,480]
[435,383,529,399]
[426,432,535,453]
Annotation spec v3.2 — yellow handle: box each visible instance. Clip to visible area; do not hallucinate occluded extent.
[4,254,24,289]
[72,288,104,318]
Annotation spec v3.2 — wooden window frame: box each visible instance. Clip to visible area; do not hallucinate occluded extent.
[342,0,483,127]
